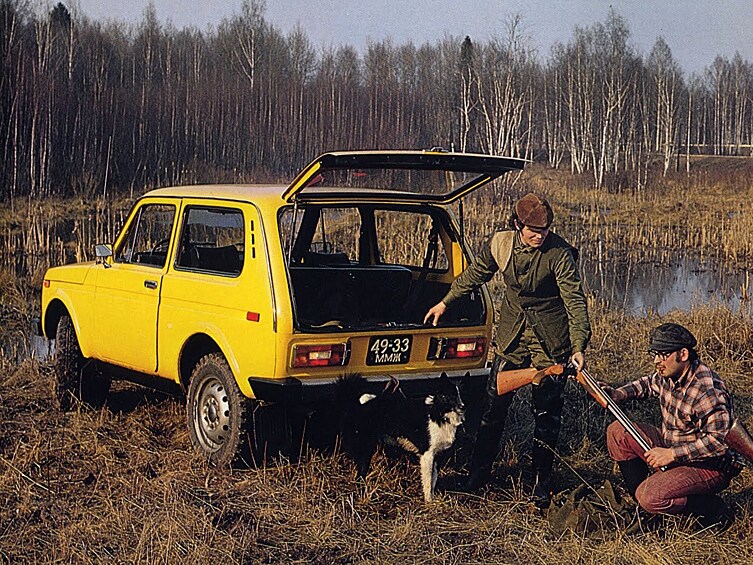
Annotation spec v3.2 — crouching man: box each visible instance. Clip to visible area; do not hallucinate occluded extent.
[602,323,742,528]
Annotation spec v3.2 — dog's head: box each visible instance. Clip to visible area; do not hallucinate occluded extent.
[424,373,465,427]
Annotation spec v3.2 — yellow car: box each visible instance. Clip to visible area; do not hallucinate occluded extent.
[40,150,525,465]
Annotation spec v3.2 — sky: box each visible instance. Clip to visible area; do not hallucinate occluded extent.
[65,0,753,74]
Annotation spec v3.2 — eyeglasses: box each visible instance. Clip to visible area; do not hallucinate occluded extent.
[649,349,677,360]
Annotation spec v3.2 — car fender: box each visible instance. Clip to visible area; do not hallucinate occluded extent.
[172,322,257,398]
[42,289,96,358]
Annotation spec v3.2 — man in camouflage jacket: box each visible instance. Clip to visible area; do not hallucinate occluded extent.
[425,193,591,506]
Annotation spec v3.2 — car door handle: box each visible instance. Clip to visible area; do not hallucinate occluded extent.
[144,280,158,290]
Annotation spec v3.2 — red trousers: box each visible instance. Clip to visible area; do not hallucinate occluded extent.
[606,421,732,514]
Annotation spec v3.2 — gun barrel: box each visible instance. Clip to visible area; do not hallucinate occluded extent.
[577,367,664,470]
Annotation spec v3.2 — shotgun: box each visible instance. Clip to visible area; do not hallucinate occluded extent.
[725,418,753,466]
[575,365,753,470]
[497,362,664,469]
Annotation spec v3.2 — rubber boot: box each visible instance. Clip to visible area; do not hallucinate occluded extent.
[617,458,649,498]
[684,494,734,531]
[462,358,517,492]
[531,444,554,509]
[530,375,565,509]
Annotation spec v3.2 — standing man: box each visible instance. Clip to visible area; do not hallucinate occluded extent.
[603,323,740,527]
[424,193,591,506]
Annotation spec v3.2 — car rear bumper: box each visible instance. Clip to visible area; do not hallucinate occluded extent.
[248,367,490,404]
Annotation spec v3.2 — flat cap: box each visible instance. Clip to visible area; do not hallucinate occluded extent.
[648,323,697,352]
[515,193,554,228]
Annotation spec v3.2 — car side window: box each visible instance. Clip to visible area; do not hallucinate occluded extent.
[374,210,449,270]
[175,206,244,276]
[114,204,176,268]
[281,206,359,265]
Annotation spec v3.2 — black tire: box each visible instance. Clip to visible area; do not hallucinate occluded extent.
[187,353,249,466]
[54,314,111,410]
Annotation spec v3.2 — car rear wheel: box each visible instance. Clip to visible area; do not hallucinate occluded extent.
[53,314,111,410]
[187,353,249,466]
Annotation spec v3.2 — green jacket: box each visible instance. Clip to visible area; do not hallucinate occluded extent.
[443,230,591,361]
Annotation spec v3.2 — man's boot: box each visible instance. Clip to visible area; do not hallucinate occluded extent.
[530,375,566,509]
[684,494,734,531]
[617,458,649,498]
[531,444,554,509]
[462,429,496,492]
[462,358,516,492]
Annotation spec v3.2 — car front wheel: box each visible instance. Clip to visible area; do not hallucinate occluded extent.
[53,314,110,410]
[187,353,249,466]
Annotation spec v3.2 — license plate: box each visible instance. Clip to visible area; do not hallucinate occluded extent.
[366,335,412,366]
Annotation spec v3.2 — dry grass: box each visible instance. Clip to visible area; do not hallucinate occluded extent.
[3,159,753,562]
[2,303,753,564]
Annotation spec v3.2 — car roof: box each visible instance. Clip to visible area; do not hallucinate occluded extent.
[141,184,427,205]
[144,184,286,201]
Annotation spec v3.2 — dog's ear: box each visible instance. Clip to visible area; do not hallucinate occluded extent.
[439,372,449,381]
[424,395,434,405]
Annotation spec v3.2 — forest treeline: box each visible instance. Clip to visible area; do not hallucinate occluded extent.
[2,0,753,202]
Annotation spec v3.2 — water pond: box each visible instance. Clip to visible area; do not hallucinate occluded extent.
[582,254,753,315]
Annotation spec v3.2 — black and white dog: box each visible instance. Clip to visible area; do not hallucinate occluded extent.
[336,373,465,502]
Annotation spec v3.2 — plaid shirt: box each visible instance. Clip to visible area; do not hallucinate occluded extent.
[616,360,733,463]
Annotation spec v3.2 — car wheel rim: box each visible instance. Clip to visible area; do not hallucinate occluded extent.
[193,375,231,452]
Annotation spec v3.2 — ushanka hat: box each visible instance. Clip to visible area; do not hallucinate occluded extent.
[515,193,554,228]
[648,323,697,352]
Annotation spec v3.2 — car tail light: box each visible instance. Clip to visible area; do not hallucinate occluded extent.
[291,342,350,368]
[428,336,486,360]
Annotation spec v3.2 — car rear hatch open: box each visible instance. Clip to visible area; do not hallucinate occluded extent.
[281,149,526,204]
[277,150,526,381]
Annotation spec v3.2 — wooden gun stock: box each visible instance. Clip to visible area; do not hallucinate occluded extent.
[726,418,753,466]
[496,364,565,396]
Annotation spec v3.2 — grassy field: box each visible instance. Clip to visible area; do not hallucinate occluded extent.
[2,161,753,563]
[2,307,753,563]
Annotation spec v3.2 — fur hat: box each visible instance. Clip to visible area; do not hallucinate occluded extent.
[515,193,553,228]
[648,323,697,352]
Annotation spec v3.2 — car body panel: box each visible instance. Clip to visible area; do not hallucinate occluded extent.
[42,263,98,355]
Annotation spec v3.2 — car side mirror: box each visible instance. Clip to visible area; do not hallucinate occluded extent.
[95,244,113,268]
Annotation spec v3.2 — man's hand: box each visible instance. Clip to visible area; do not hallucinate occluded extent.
[570,351,585,371]
[645,447,676,469]
[423,301,447,326]
[598,382,628,403]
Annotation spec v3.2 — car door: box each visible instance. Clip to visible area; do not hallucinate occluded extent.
[94,200,178,372]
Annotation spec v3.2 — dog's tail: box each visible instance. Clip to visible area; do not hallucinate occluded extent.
[335,373,369,407]
[336,373,404,408]
[334,373,380,476]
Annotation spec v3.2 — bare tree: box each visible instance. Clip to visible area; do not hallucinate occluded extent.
[647,37,683,175]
